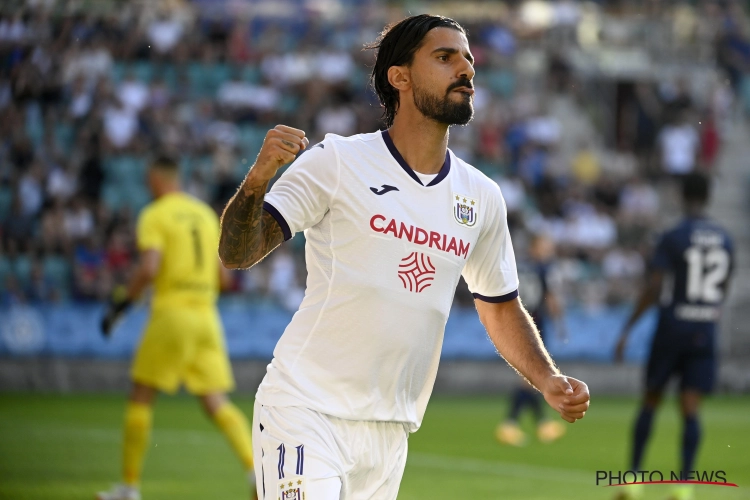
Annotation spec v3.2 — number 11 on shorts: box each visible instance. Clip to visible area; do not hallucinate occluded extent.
[277,444,306,500]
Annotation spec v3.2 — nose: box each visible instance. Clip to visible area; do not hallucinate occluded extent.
[458,56,475,82]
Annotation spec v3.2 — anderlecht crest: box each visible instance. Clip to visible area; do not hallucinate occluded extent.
[453,193,478,227]
[278,478,305,500]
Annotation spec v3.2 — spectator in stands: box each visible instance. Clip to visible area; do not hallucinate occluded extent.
[147,11,184,56]
[118,71,150,113]
[103,97,139,151]
[46,161,77,202]
[17,162,45,219]
[658,111,699,176]
[40,200,68,254]
[64,198,95,243]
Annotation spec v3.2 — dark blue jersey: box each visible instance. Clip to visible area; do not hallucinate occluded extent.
[652,216,734,343]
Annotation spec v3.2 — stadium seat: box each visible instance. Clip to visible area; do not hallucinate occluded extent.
[487,68,515,98]
[0,186,13,222]
[178,155,193,180]
[103,156,148,184]
[189,155,213,177]
[111,62,127,84]
[43,255,71,298]
[159,64,178,91]
[24,108,44,148]
[207,63,232,94]
[277,95,301,115]
[239,125,267,157]
[54,123,74,154]
[121,183,151,212]
[11,254,32,289]
[241,65,261,84]
[102,182,124,210]
[132,61,154,83]
[0,255,11,285]
[348,67,368,88]
[187,63,213,96]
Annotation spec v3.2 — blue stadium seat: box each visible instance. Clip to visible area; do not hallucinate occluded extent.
[102,182,124,210]
[277,95,301,115]
[132,61,154,83]
[348,67,368,88]
[24,110,44,148]
[207,63,232,94]
[159,64,178,91]
[11,255,32,289]
[187,63,212,96]
[487,68,515,98]
[121,183,151,213]
[179,155,194,179]
[0,255,11,285]
[0,186,13,222]
[241,65,261,84]
[43,255,71,297]
[54,123,74,154]
[104,156,148,184]
[187,155,213,178]
[741,76,750,115]
[239,125,267,157]
[111,62,127,84]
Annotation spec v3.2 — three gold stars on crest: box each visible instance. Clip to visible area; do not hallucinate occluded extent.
[454,195,475,205]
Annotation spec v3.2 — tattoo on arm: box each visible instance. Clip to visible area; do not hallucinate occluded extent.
[218,179,285,269]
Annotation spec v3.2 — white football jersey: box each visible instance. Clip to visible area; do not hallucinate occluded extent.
[257,131,519,431]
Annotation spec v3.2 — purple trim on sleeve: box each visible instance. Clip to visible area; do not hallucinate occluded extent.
[262,201,292,241]
[472,289,519,303]
[381,130,451,187]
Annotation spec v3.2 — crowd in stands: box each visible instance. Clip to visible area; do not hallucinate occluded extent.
[0,0,748,311]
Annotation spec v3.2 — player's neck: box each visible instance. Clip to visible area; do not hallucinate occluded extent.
[387,115,449,175]
[683,202,706,219]
[155,185,181,198]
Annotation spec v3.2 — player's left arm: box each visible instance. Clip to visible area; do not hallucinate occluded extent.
[475,297,589,423]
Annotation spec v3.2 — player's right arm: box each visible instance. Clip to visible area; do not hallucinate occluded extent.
[614,270,663,362]
[101,208,165,336]
[219,125,308,269]
[614,231,671,362]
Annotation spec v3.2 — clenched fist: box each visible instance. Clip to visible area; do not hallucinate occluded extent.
[541,374,590,423]
[251,125,309,181]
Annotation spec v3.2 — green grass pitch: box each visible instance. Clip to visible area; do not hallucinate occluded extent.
[0,393,748,499]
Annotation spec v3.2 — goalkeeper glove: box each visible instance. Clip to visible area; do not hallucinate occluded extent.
[101,285,132,338]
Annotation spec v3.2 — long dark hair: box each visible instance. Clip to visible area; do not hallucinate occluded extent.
[366,14,465,128]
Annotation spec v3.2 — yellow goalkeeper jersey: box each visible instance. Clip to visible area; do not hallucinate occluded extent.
[136,192,220,310]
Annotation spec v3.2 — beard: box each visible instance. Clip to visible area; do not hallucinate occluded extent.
[412,79,474,126]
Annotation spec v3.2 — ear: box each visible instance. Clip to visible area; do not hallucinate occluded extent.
[387,65,411,92]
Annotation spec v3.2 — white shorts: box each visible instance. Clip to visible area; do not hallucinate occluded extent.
[252,401,409,500]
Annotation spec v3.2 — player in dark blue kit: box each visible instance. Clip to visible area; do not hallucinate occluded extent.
[496,234,568,446]
[614,173,734,500]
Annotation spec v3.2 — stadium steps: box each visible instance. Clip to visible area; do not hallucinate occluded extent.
[708,118,750,357]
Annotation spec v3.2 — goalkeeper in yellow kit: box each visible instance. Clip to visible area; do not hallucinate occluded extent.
[97,157,256,500]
